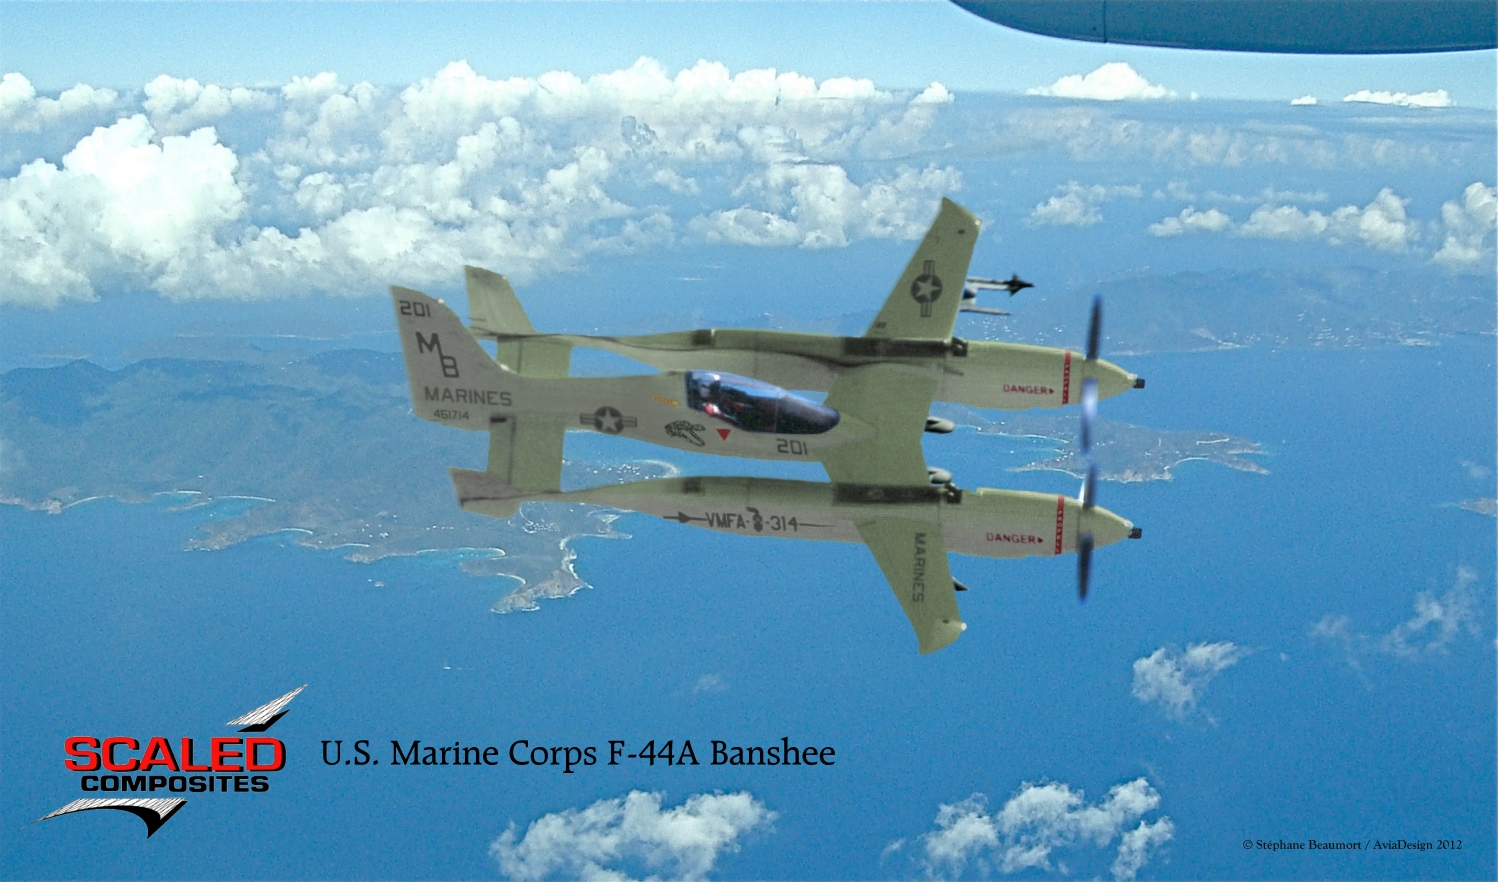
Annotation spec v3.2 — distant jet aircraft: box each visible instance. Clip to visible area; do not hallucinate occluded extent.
[951,0,1497,53]
[460,199,1141,419]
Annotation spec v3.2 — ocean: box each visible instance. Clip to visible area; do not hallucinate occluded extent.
[3,338,1493,880]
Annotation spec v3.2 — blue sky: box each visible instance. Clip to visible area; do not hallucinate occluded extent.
[4,1,1493,107]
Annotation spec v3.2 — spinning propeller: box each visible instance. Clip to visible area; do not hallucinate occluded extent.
[1076,296,1103,601]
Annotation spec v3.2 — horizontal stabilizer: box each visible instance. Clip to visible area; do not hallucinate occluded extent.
[452,467,535,520]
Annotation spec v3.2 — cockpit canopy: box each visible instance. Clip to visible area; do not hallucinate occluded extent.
[685,371,841,435]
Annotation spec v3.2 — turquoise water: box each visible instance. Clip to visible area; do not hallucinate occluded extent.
[3,339,1493,879]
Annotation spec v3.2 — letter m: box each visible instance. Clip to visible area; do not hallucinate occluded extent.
[416,332,460,379]
[391,740,421,765]
[121,775,148,792]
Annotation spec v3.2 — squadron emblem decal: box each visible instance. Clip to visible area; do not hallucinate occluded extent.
[664,420,706,447]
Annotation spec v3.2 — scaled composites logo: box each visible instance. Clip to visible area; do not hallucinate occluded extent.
[31,685,306,838]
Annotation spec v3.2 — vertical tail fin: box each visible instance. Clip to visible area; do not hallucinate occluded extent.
[864,198,980,340]
[394,284,566,516]
[464,266,572,378]
[392,286,517,431]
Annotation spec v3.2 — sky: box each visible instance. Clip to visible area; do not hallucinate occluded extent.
[3,1,1494,104]
[1,3,1495,880]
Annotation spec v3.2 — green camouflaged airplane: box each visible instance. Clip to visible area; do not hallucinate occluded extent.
[392,198,1141,653]
[460,198,1144,419]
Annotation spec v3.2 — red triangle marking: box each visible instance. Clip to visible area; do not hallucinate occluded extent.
[717,429,731,440]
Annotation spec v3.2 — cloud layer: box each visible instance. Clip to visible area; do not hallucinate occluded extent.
[1,63,959,306]
[490,789,774,881]
[1147,183,1496,268]
[1132,641,1249,718]
[917,778,1173,880]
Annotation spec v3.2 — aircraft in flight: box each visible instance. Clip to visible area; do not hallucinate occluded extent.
[443,356,1139,654]
[458,198,1142,419]
[951,0,1497,54]
[395,269,1139,654]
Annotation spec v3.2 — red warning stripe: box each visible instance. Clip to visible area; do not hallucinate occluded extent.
[1061,351,1072,404]
[1054,495,1065,555]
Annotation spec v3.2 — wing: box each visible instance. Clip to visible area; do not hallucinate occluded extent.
[864,198,980,340]
[857,518,965,654]
[818,364,936,486]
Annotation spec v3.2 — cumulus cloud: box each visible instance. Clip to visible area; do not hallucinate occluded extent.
[1,59,962,306]
[1027,181,1142,227]
[0,72,119,134]
[1027,62,1176,101]
[693,163,962,247]
[918,779,1172,881]
[1,115,246,306]
[143,75,276,136]
[491,790,774,881]
[1148,206,1234,237]
[1131,642,1249,718]
[1432,182,1497,269]
[1344,89,1452,108]
[1239,187,1415,251]
[1314,567,1486,673]
[1290,95,1318,106]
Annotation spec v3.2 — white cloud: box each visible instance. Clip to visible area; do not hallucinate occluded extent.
[490,790,773,881]
[1432,182,1497,269]
[1148,206,1234,237]
[1027,62,1176,101]
[692,673,727,694]
[1290,95,1318,106]
[1344,89,1452,108]
[1382,566,1481,657]
[142,75,276,136]
[1,60,962,306]
[1237,187,1416,252]
[1314,567,1486,672]
[691,163,962,248]
[1001,102,1467,170]
[1238,203,1330,240]
[0,72,119,134]
[1113,819,1176,881]
[0,115,246,306]
[919,779,1172,881]
[1131,642,1249,718]
[1028,181,1142,227]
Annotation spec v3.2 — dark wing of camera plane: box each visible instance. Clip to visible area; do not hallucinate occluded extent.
[950,0,1496,53]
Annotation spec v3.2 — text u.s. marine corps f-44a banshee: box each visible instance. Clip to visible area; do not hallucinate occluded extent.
[392,197,1143,654]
